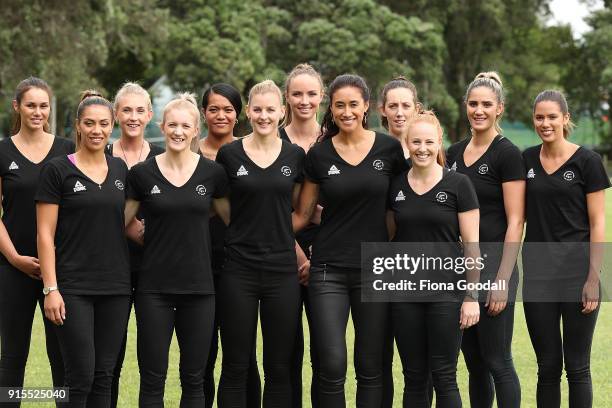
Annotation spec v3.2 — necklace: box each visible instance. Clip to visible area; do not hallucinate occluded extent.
[118,139,145,169]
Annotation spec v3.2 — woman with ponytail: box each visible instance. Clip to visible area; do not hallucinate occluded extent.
[293,74,408,408]
[446,72,524,408]
[522,90,608,408]
[379,76,422,160]
[108,82,164,408]
[281,63,324,408]
[0,77,71,402]
[36,90,130,407]
[125,93,227,406]
[387,111,480,408]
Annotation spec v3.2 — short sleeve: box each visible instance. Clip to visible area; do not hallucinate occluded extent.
[457,174,479,212]
[498,145,526,182]
[126,164,144,201]
[294,146,306,184]
[303,147,321,183]
[445,143,458,166]
[583,151,611,194]
[215,144,231,178]
[35,161,63,204]
[212,162,229,198]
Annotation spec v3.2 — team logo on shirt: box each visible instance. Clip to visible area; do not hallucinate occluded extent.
[328,165,341,175]
[563,170,575,181]
[281,166,292,176]
[196,184,207,196]
[114,180,124,191]
[450,161,457,171]
[373,159,384,171]
[478,163,489,175]
[527,168,535,179]
[73,180,86,192]
[237,165,249,176]
[150,185,161,195]
[8,161,19,170]
[395,190,406,202]
[436,191,448,203]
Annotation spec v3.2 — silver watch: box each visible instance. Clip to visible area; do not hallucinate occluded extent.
[43,286,58,295]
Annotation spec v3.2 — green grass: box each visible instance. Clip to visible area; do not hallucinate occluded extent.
[19,194,612,407]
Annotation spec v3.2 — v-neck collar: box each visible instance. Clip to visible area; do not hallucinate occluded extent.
[67,154,111,187]
[537,144,582,176]
[10,136,58,166]
[153,155,202,188]
[405,168,447,197]
[460,134,503,168]
[240,138,284,170]
[330,132,378,167]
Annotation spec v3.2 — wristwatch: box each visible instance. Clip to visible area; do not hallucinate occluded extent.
[465,289,479,301]
[43,286,58,295]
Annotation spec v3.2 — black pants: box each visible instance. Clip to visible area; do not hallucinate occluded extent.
[135,293,215,407]
[54,294,130,408]
[204,273,261,408]
[392,302,463,408]
[524,302,599,408]
[308,264,388,408]
[218,263,301,408]
[0,264,64,407]
[461,303,520,408]
[291,284,320,408]
[110,296,132,408]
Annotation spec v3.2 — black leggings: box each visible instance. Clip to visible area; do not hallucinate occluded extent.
[54,294,130,408]
[524,302,599,408]
[110,296,132,408]
[204,273,261,408]
[218,263,301,408]
[392,302,463,408]
[291,284,320,408]
[308,264,388,408]
[0,264,64,405]
[135,293,215,407]
[461,303,520,408]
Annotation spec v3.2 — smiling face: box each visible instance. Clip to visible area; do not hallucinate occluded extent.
[466,86,503,135]
[381,87,417,136]
[407,121,442,169]
[162,108,199,152]
[330,86,369,134]
[203,92,237,138]
[287,74,323,122]
[77,105,114,152]
[115,93,153,140]
[13,87,51,132]
[247,91,284,137]
[533,100,569,143]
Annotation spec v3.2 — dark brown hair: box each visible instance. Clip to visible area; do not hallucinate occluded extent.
[533,90,576,138]
[11,77,53,135]
[379,76,421,129]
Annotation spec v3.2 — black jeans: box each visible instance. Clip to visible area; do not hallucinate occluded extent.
[135,293,215,407]
[0,264,64,407]
[524,302,599,408]
[461,303,520,408]
[54,294,130,408]
[308,264,388,408]
[204,273,261,408]
[218,263,301,408]
[392,302,463,408]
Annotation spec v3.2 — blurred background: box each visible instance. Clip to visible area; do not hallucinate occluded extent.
[1,0,610,154]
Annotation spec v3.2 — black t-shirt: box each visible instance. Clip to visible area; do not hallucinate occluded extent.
[523,145,610,243]
[304,132,408,268]
[216,138,305,272]
[389,168,479,243]
[127,156,228,294]
[106,142,165,280]
[0,137,75,265]
[446,135,525,242]
[279,127,319,257]
[35,155,131,295]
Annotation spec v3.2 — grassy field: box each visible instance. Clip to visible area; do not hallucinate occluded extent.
[18,192,612,407]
